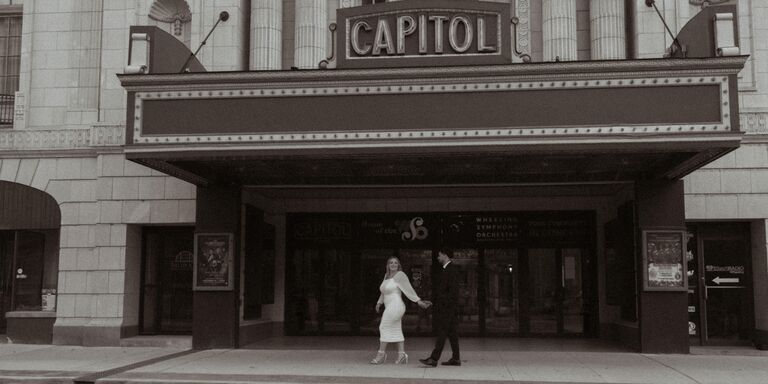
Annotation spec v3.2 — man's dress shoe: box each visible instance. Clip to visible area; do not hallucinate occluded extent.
[441,359,461,366]
[419,357,438,367]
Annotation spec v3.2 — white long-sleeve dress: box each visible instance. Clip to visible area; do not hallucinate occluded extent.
[377,271,421,342]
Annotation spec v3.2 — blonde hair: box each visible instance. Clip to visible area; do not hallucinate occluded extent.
[385,256,403,278]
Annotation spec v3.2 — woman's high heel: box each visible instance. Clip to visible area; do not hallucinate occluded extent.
[395,352,408,364]
[370,351,387,364]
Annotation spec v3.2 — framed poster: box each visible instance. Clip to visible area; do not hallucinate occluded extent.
[642,230,687,291]
[193,233,234,291]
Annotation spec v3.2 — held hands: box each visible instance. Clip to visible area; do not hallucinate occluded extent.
[375,302,383,314]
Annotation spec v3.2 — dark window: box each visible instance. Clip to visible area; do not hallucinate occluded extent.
[0,12,21,94]
[0,11,20,125]
[0,229,59,320]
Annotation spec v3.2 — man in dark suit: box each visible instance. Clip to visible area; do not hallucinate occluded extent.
[419,247,461,367]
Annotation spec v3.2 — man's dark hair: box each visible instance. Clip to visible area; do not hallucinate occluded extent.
[437,246,453,258]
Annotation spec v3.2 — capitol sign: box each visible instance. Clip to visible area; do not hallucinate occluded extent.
[337,0,511,68]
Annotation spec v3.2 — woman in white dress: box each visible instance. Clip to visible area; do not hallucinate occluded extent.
[370,257,430,364]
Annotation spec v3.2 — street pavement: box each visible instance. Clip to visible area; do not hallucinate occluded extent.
[0,337,765,384]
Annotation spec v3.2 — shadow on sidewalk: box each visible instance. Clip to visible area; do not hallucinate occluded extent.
[243,336,632,353]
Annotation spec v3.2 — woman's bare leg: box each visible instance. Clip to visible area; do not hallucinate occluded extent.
[370,342,388,364]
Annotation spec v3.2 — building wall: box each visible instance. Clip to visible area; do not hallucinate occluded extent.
[680,0,768,342]
[0,0,766,345]
[0,154,195,345]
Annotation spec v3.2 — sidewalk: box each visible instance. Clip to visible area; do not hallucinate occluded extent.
[0,338,765,384]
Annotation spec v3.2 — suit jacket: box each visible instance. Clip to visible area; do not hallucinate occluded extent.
[434,262,460,314]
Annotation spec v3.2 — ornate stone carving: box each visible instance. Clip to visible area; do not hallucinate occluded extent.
[149,0,192,36]
[0,125,125,150]
[516,0,530,55]
[0,129,90,150]
[340,0,362,7]
[741,112,768,134]
[90,124,126,147]
[689,0,731,8]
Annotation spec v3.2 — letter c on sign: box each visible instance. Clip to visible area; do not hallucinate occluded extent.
[351,20,372,55]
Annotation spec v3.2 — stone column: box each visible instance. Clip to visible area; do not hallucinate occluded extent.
[194,185,242,349]
[542,0,577,61]
[636,181,689,354]
[294,0,327,69]
[590,0,626,60]
[251,0,282,70]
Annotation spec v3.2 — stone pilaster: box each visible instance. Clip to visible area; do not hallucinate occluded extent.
[542,0,577,61]
[251,0,282,70]
[67,0,103,126]
[590,0,626,60]
[294,0,327,69]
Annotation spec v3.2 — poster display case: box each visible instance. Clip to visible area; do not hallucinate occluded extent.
[193,233,234,291]
[642,230,687,291]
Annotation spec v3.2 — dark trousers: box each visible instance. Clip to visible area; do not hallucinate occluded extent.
[430,309,460,361]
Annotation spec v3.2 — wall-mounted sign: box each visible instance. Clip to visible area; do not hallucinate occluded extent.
[642,230,688,291]
[705,263,744,286]
[292,220,352,240]
[193,233,234,291]
[360,215,436,244]
[337,0,511,68]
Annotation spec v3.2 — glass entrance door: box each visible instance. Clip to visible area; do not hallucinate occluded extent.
[399,249,433,334]
[452,249,480,334]
[688,223,753,345]
[141,227,194,334]
[485,248,585,336]
[561,248,585,334]
[289,248,355,334]
[286,245,589,337]
[483,249,519,334]
[525,249,559,334]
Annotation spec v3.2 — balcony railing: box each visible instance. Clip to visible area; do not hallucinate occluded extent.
[0,94,14,125]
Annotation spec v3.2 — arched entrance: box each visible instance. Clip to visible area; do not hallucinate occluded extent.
[0,181,61,341]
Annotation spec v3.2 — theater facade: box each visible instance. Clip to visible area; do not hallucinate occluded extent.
[1,0,766,354]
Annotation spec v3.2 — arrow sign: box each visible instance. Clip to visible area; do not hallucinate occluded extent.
[712,276,739,285]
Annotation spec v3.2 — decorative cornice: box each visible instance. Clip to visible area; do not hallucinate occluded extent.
[118,56,749,90]
[0,125,125,151]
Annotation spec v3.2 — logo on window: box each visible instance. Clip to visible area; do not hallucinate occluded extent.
[402,217,428,241]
